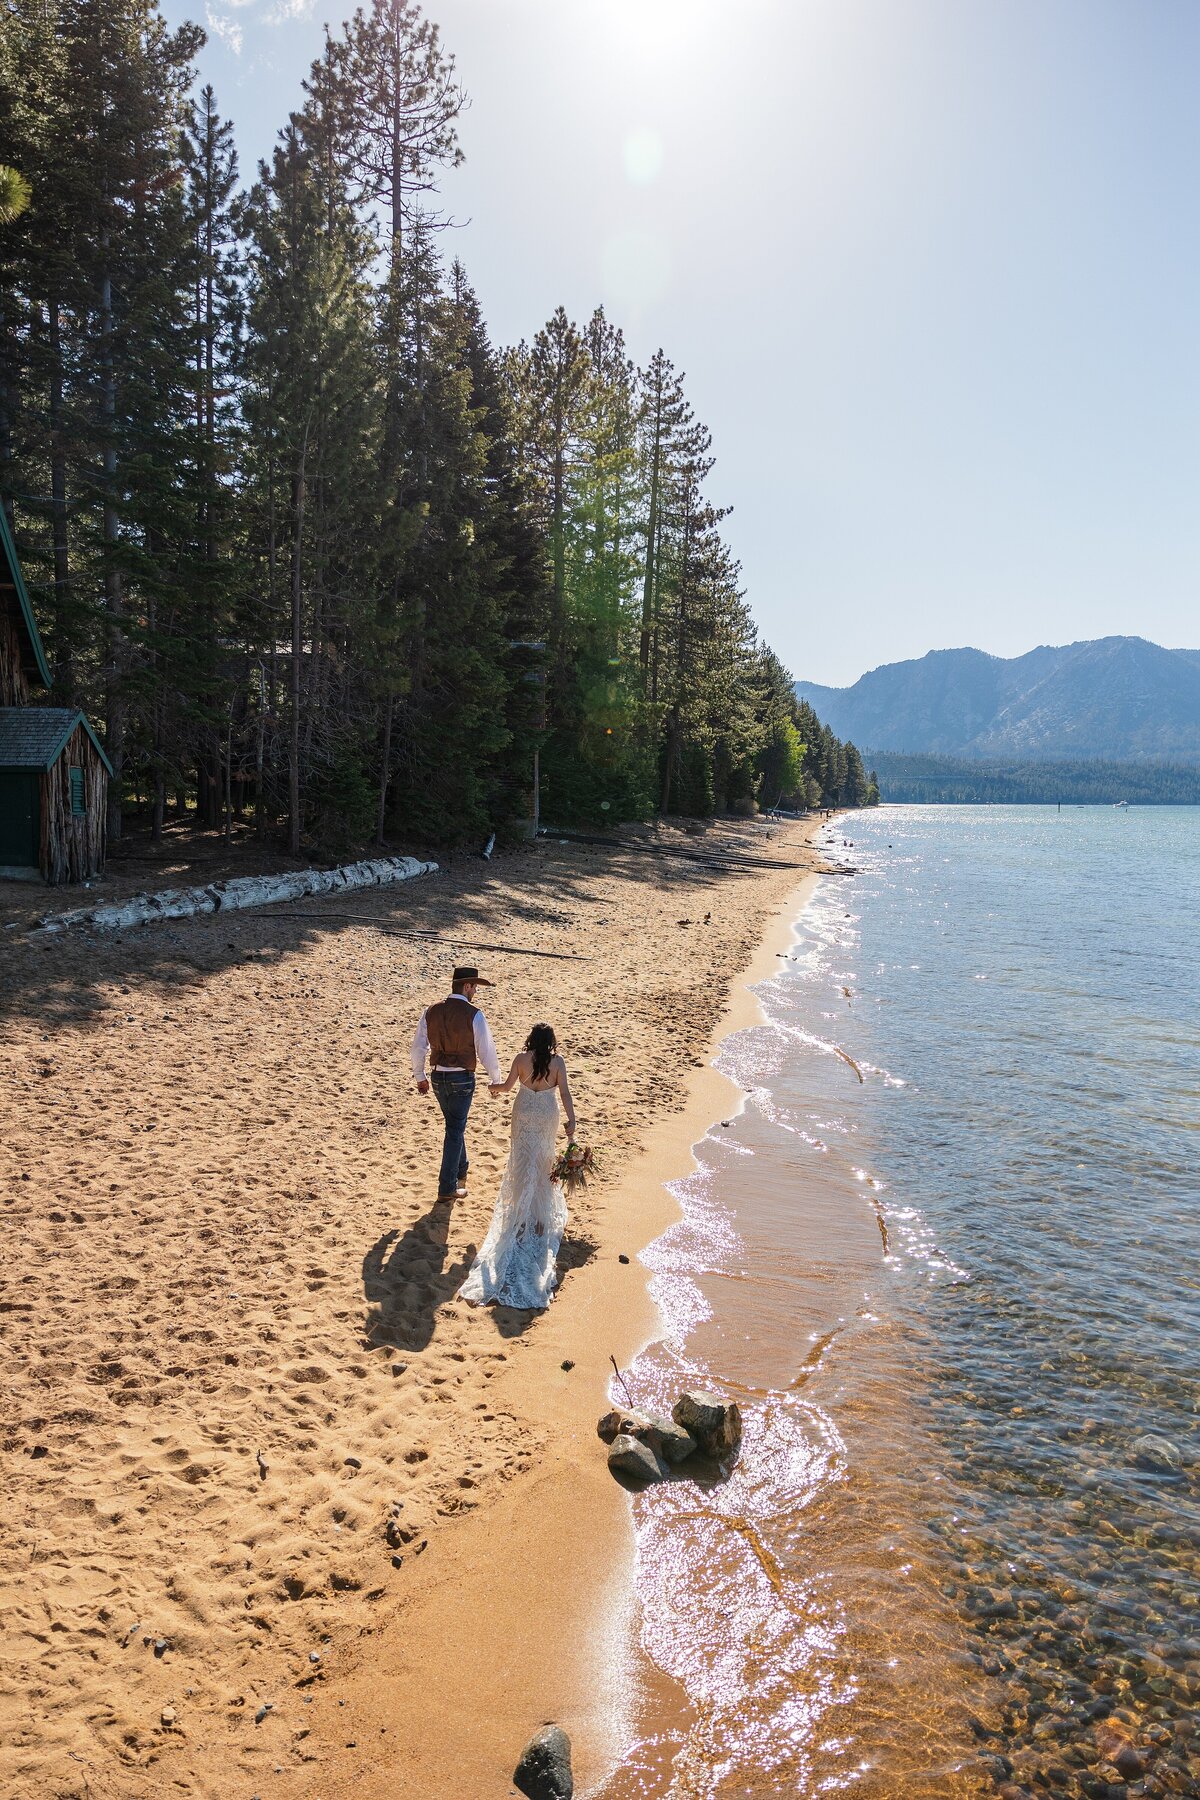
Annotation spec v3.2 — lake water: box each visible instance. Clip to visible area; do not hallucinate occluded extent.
[604,806,1199,1800]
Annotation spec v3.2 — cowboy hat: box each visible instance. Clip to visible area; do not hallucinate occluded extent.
[452,965,494,986]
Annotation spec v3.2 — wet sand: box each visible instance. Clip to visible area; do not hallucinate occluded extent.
[0,816,825,1799]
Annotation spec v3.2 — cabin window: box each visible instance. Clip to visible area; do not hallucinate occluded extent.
[69,766,85,816]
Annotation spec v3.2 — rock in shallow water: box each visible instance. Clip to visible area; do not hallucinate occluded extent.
[1130,1434,1183,1475]
[672,1390,742,1461]
[646,1414,696,1464]
[607,1433,667,1483]
[513,1723,573,1799]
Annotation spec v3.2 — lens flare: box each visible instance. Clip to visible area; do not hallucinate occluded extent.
[623,127,664,184]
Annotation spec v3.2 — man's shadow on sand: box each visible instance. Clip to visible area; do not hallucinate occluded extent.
[362,1198,474,1354]
[362,1207,599,1350]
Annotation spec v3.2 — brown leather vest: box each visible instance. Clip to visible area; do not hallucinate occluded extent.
[425,998,478,1071]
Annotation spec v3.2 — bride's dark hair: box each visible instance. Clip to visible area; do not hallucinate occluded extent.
[525,1023,557,1083]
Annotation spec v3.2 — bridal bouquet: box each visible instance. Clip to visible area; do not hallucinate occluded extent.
[551,1141,597,1193]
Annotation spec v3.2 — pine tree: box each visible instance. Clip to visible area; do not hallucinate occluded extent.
[180,81,241,833]
[240,117,380,852]
[654,423,718,814]
[56,0,203,839]
[377,226,523,841]
[843,741,868,806]
[749,647,805,809]
[448,260,550,833]
[0,0,90,691]
[309,0,465,243]
[302,3,466,839]
[518,308,587,686]
[636,348,703,692]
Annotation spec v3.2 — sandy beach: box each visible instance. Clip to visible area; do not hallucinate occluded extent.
[0,814,827,1799]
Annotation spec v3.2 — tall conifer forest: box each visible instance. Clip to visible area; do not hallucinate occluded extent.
[0,0,875,853]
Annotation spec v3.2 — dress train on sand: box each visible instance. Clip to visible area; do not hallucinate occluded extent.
[459,1085,566,1309]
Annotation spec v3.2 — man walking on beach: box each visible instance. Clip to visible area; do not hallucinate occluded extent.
[411,967,503,1202]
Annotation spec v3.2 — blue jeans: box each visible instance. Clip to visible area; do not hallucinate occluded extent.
[431,1071,475,1197]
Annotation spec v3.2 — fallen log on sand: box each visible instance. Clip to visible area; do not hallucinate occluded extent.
[34,854,439,934]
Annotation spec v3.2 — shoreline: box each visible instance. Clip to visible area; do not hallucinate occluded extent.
[287,841,828,1800]
[0,813,831,1800]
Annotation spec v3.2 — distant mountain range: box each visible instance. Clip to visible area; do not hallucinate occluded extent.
[795,637,1200,762]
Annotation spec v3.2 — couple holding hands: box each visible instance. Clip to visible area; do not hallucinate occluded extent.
[411,966,576,1311]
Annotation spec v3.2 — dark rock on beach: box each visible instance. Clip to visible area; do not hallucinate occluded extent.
[597,1407,695,1466]
[596,1409,633,1444]
[672,1390,742,1461]
[647,1414,696,1464]
[513,1723,573,1799]
[597,1407,656,1447]
[607,1433,667,1484]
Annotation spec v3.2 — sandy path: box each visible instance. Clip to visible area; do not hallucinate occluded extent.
[0,817,825,1799]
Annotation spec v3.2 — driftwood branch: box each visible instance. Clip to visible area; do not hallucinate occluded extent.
[609,1355,635,1408]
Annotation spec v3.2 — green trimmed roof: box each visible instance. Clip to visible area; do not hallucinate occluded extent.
[0,504,52,689]
[0,707,113,776]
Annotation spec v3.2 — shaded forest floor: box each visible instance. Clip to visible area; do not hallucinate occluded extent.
[0,815,436,935]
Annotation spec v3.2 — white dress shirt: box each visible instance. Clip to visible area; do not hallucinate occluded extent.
[411,995,503,1084]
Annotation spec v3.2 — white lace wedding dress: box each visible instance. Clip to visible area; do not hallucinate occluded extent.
[459,1085,567,1309]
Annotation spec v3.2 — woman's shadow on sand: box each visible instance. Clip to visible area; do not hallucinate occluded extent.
[362,1207,599,1350]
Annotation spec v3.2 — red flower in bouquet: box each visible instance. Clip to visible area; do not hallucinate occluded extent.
[551,1141,597,1193]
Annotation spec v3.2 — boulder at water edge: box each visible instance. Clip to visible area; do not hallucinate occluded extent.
[607,1433,667,1484]
[596,1408,695,1465]
[672,1390,742,1462]
[646,1414,697,1464]
[513,1724,573,1800]
[596,1407,647,1445]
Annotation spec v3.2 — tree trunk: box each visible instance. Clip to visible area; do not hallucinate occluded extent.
[255,663,266,838]
[660,708,680,816]
[552,411,565,616]
[376,690,394,847]
[100,267,125,843]
[288,423,310,857]
[261,436,277,840]
[48,303,73,700]
[660,500,694,816]
[639,394,662,675]
[152,769,165,842]
[223,715,233,842]
[0,279,16,531]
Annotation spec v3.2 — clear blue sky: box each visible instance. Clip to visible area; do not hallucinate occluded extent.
[164,0,1200,686]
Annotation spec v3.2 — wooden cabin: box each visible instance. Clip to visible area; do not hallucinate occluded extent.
[0,708,112,882]
[0,507,112,883]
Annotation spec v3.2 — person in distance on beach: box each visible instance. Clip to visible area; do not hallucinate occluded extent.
[411,966,503,1202]
[458,1024,576,1310]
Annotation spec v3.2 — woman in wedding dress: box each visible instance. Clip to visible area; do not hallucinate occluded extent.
[458,1024,576,1310]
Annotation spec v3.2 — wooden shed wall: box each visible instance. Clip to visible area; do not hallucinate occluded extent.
[39,727,107,883]
[0,602,30,707]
